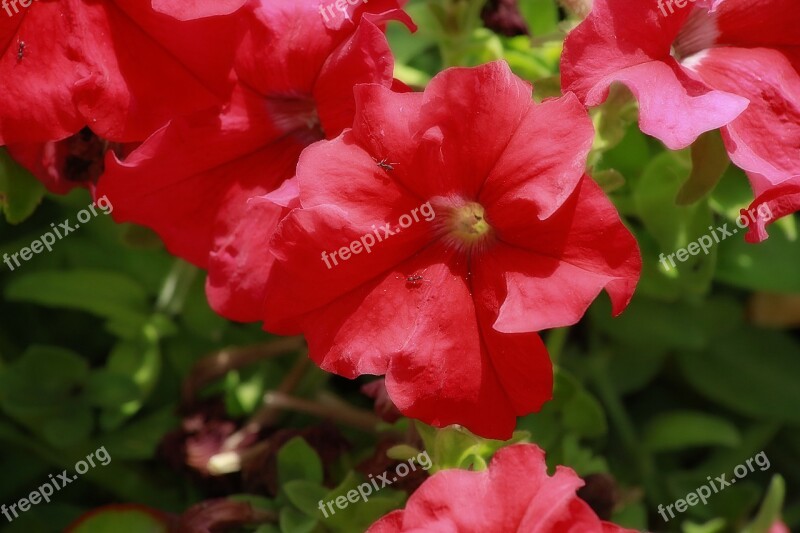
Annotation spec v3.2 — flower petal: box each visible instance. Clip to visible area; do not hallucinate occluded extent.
[743,178,800,243]
[313,19,396,137]
[562,0,748,149]
[487,177,641,332]
[97,86,296,267]
[480,93,593,220]
[368,444,637,532]
[716,0,800,48]
[695,47,800,187]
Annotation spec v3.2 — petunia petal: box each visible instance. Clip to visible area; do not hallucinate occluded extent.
[742,178,800,243]
[0,0,244,143]
[313,19,396,137]
[479,92,593,220]
[97,85,297,267]
[562,0,748,149]
[694,47,800,187]
[486,177,640,332]
[716,0,800,48]
[368,444,638,532]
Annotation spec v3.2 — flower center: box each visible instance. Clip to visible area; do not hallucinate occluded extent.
[444,202,494,253]
[266,95,325,144]
[672,7,720,63]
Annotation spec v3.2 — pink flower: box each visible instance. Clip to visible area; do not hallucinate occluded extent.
[562,0,800,240]
[368,444,637,533]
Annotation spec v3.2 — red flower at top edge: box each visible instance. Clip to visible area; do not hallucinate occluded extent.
[250,61,641,439]
[561,0,800,241]
[368,444,638,533]
[96,0,414,319]
[0,0,248,145]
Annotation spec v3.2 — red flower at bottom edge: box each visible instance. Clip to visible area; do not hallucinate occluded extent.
[368,444,637,533]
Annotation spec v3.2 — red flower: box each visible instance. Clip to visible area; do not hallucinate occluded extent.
[253,61,640,439]
[368,444,637,533]
[97,0,414,321]
[0,0,247,145]
[561,0,800,240]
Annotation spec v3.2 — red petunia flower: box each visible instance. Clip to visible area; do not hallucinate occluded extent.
[367,444,637,532]
[561,0,800,241]
[251,61,640,439]
[0,0,247,145]
[97,0,414,321]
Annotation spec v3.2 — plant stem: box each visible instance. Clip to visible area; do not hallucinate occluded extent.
[182,337,306,404]
[590,358,668,507]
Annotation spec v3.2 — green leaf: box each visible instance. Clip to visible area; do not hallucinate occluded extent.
[98,408,178,460]
[8,345,89,394]
[677,130,730,205]
[519,0,559,36]
[516,368,607,462]
[560,434,609,476]
[0,148,45,224]
[283,480,330,518]
[277,437,323,486]
[643,411,741,452]
[0,346,93,446]
[715,226,800,292]
[279,507,317,533]
[743,475,786,533]
[323,472,407,533]
[677,327,800,426]
[67,506,169,533]
[591,293,741,354]
[41,409,93,448]
[100,331,162,430]
[682,518,728,533]
[5,270,149,326]
[558,371,607,438]
[85,370,141,408]
[633,151,716,298]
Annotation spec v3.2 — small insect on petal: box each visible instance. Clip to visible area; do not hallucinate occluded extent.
[374,157,398,172]
[397,269,431,287]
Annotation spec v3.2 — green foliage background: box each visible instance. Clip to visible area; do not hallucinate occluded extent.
[0,1,797,532]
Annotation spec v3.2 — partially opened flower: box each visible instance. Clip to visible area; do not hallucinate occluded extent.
[561,0,800,240]
[0,0,247,144]
[368,444,637,532]
[97,0,414,321]
[252,61,640,438]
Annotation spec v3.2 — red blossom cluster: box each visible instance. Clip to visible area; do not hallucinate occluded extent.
[2,0,642,440]
[2,0,797,529]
